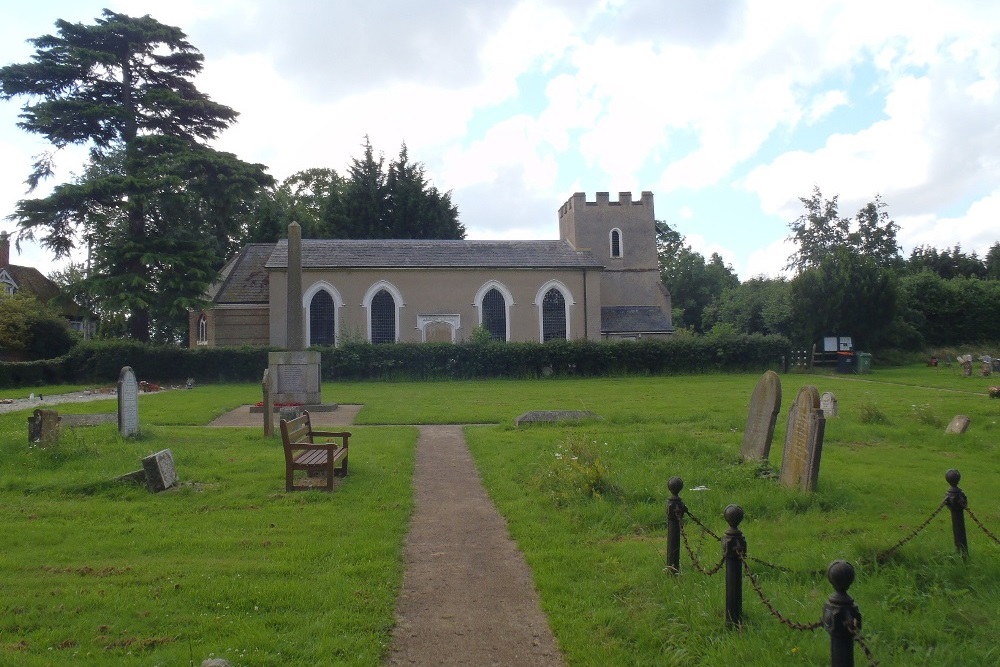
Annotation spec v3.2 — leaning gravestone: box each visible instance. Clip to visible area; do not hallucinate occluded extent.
[740,371,782,461]
[779,385,826,492]
[117,366,140,437]
[142,449,177,492]
[820,391,838,418]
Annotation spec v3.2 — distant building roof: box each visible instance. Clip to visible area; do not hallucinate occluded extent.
[264,239,604,270]
[207,244,273,305]
[601,306,673,334]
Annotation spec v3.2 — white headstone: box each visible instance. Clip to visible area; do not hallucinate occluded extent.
[820,391,838,418]
[117,366,140,437]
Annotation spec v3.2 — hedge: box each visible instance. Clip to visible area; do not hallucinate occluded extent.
[0,334,790,388]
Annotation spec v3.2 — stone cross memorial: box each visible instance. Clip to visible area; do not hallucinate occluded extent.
[117,366,140,437]
[779,385,826,492]
[820,391,838,418]
[739,371,782,462]
[268,221,324,407]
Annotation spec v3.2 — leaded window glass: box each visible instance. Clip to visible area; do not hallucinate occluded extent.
[482,288,507,342]
[370,289,396,344]
[541,288,567,341]
[310,290,336,346]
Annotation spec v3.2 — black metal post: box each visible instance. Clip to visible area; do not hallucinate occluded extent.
[665,477,685,574]
[944,469,969,559]
[721,504,746,627]
[822,560,860,667]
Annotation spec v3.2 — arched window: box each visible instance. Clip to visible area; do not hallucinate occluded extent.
[309,290,336,346]
[197,314,208,345]
[474,281,512,342]
[610,228,623,258]
[370,289,397,344]
[482,288,507,342]
[541,288,567,341]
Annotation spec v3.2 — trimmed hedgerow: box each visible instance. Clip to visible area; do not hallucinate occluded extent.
[0,333,789,387]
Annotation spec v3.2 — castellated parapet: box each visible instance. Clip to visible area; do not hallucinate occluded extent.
[558,191,657,270]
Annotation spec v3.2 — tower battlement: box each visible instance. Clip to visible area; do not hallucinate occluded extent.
[559,191,654,219]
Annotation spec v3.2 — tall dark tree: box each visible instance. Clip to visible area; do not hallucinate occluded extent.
[339,136,388,238]
[656,221,738,332]
[0,10,272,342]
[385,144,464,239]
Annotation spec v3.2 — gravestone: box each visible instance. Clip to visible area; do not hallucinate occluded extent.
[945,415,971,434]
[958,354,973,377]
[514,410,600,426]
[981,355,992,377]
[117,366,140,437]
[820,391,838,418]
[28,408,60,447]
[779,385,826,492]
[739,371,782,461]
[262,368,274,437]
[142,449,177,492]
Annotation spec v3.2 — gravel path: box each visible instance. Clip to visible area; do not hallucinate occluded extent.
[0,390,122,414]
[387,425,564,666]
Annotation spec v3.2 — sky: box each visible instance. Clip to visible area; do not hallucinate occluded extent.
[2,0,1000,280]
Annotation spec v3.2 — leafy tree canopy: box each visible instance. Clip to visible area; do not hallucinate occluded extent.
[785,186,901,273]
[0,10,273,343]
[656,221,738,332]
[253,137,465,242]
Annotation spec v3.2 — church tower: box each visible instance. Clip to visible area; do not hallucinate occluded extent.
[558,191,672,337]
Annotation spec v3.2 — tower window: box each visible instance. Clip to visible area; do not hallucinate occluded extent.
[610,229,622,258]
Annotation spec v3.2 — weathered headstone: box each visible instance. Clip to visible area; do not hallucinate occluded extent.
[514,410,601,426]
[142,449,177,492]
[279,406,303,423]
[262,368,274,437]
[28,408,60,447]
[945,415,971,434]
[739,371,782,461]
[981,355,992,377]
[820,391,838,418]
[779,385,826,492]
[117,366,140,437]
[958,354,973,377]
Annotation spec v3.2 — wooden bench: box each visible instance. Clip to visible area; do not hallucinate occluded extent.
[279,411,351,491]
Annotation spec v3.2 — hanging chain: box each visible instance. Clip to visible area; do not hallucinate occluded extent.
[849,617,880,667]
[876,501,946,559]
[678,516,725,575]
[965,506,1000,545]
[741,556,823,631]
[684,508,722,542]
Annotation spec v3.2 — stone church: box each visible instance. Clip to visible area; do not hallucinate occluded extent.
[189,191,673,347]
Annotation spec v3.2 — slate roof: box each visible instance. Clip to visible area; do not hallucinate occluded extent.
[601,306,673,334]
[207,244,273,305]
[0,265,85,317]
[264,239,604,270]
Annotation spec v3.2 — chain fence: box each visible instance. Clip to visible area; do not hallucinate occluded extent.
[668,476,1000,667]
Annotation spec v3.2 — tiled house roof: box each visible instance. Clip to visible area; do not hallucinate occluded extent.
[264,239,605,270]
[208,244,273,305]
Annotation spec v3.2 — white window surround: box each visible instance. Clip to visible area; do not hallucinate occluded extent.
[0,269,16,295]
[303,281,345,347]
[609,228,623,258]
[363,280,404,343]
[533,280,574,342]
[197,313,208,345]
[417,314,461,342]
[473,280,513,341]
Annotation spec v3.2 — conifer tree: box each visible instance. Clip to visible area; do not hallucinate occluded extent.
[0,10,272,342]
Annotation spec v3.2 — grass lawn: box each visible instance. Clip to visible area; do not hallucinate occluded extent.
[1,365,999,665]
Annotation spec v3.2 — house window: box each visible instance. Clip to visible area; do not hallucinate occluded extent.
[370,289,396,344]
[197,314,208,345]
[541,288,567,341]
[309,290,336,346]
[482,288,507,342]
[610,228,623,258]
